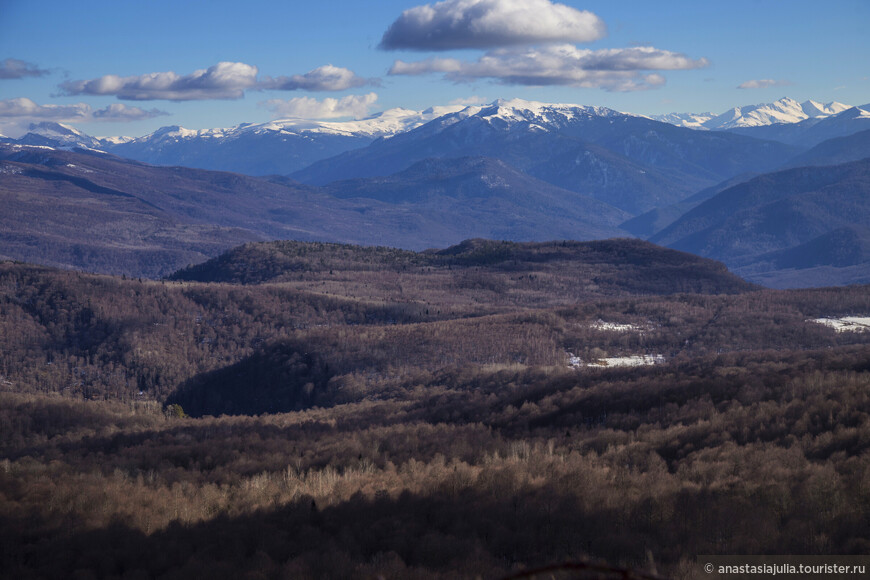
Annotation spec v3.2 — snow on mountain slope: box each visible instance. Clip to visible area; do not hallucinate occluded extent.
[650,112,715,129]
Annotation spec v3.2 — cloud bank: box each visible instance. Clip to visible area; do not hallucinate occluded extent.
[262,93,379,119]
[389,45,708,91]
[0,97,167,123]
[380,0,605,51]
[58,63,375,101]
[737,78,791,89]
[59,62,260,101]
[0,58,50,80]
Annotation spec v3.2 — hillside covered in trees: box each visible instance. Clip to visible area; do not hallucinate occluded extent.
[2,238,870,578]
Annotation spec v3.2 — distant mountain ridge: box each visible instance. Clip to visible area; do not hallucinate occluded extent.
[5,96,865,177]
[652,97,870,147]
[652,97,851,129]
[2,107,467,176]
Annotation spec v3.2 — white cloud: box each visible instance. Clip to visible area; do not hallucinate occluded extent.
[389,45,707,91]
[0,58,50,80]
[0,97,168,135]
[58,62,376,101]
[0,97,90,120]
[261,64,376,91]
[90,103,170,122]
[59,62,260,101]
[262,93,379,119]
[737,78,791,89]
[379,0,605,50]
[449,95,489,105]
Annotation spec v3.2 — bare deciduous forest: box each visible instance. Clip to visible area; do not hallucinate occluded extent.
[2,239,870,579]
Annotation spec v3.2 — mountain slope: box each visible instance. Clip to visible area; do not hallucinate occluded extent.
[650,158,870,287]
[321,156,630,240]
[784,129,870,168]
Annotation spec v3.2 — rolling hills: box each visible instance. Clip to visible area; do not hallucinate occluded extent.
[0,144,634,276]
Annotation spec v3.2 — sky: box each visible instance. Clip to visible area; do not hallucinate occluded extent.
[0,0,868,137]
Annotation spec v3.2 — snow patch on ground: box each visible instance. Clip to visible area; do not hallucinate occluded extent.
[810,317,870,332]
[65,163,94,173]
[567,352,664,368]
[590,320,643,332]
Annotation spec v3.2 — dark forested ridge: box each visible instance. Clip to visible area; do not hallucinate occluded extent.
[170,238,754,295]
[2,239,870,579]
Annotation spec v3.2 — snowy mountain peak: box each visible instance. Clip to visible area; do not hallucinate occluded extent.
[21,122,102,148]
[649,112,714,129]
[27,121,84,137]
[146,125,203,141]
[451,98,629,133]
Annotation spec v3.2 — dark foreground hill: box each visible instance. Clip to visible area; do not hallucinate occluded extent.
[169,237,755,297]
[3,249,870,578]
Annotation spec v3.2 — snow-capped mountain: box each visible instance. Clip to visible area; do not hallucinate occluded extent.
[97,106,467,175]
[292,98,797,214]
[13,122,104,149]
[703,97,850,129]
[655,98,851,131]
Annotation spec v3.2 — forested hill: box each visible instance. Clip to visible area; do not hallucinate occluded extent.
[168,238,757,297]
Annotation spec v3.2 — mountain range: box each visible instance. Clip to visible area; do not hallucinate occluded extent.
[2,96,870,287]
[6,97,868,177]
[290,99,799,214]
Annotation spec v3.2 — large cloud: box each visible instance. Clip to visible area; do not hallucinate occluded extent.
[379,0,605,51]
[58,62,260,101]
[389,44,707,91]
[261,64,376,91]
[0,58,50,80]
[90,103,170,121]
[261,93,379,119]
[0,97,167,123]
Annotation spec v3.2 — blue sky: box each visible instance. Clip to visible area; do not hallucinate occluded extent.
[1,0,868,137]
